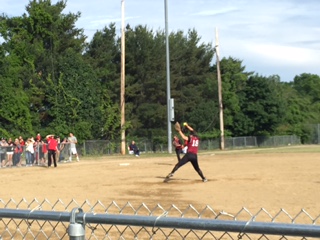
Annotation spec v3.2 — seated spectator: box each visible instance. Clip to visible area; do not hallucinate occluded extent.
[128,140,140,157]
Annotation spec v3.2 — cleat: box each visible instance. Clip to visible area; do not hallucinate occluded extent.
[166,173,174,178]
[163,173,174,183]
[203,178,208,182]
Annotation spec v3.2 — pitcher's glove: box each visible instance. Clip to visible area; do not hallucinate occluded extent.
[174,122,181,132]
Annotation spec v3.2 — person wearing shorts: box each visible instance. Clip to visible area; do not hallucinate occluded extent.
[5,138,14,167]
[68,133,79,162]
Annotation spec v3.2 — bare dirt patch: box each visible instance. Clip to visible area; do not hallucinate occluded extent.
[1,150,320,217]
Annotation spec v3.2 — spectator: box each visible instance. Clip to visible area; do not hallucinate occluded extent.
[5,138,14,167]
[40,139,48,165]
[46,134,58,167]
[68,133,79,162]
[25,138,35,166]
[19,136,25,146]
[128,140,140,157]
[0,138,8,167]
[13,138,23,166]
[58,137,67,162]
[36,133,41,142]
[33,138,41,165]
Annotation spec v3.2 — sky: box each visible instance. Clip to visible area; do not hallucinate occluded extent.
[1,0,320,82]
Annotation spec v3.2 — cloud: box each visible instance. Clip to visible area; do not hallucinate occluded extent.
[191,8,239,17]
[247,43,319,66]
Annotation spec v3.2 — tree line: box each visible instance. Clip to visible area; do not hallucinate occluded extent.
[0,0,319,144]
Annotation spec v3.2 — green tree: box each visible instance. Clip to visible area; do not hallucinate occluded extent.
[239,75,285,136]
[217,57,252,136]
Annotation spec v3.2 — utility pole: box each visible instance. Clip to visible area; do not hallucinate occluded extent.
[215,28,225,150]
[164,0,172,153]
[120,0,126,154]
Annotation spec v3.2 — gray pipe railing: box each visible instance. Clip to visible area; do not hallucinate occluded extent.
[0,208,320,238]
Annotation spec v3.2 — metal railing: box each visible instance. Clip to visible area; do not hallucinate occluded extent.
[0,199,319,239]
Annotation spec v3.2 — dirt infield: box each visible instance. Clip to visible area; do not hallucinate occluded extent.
[1,146,320,217]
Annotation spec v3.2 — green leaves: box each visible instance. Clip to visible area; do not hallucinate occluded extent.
[0,0,319,142]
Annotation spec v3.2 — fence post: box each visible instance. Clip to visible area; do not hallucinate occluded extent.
[68,207,85,240]
[83,142,86,156]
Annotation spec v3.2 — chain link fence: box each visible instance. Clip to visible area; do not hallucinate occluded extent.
[305,124,320,144]
[0,135,305,166]
[0,199,319,239]
[82,135,302,155]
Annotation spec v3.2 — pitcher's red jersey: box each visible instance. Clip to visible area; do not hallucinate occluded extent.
[187,136,199,154]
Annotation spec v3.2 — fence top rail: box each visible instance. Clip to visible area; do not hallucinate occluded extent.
[0,208,320,238]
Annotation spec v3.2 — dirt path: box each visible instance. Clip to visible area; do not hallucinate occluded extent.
[1,151,320,218]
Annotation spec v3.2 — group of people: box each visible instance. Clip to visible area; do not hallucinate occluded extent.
[0,133,80,168]
[1,124,207,182]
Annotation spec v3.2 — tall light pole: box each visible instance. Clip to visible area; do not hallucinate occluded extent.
[164,0,172,153]
[120,0,126,154]
[215,28,225,150]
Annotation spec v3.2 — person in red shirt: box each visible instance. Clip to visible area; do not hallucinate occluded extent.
[173,135,183,162]
[165,123,207,182]
[36,133,41,142]
[40,139,48,165]
[46,134,58,168]
[18,136,25,146]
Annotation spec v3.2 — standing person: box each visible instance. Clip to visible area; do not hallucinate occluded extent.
[46,134,58,167]
[36,133,41,142]
[68,133,79,162]
[5,138,14,167]
[18,136,25,146]
[164,122,207,182]
[55,136,62,162]
[39,139,47,165]
[25,138,35,166]
[13,138,23,166]
[58,137,67,162]
[33,138,40,165]
[0,138,8,167]
[128,140,140,157]
[173,135,183,162]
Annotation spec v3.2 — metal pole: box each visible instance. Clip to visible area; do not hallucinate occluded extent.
[120,0,126,155]
[165,0,172,153]
[215,28,225,150]
[68,208,85,240]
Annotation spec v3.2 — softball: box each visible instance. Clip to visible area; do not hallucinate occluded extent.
[183,122,187,126]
